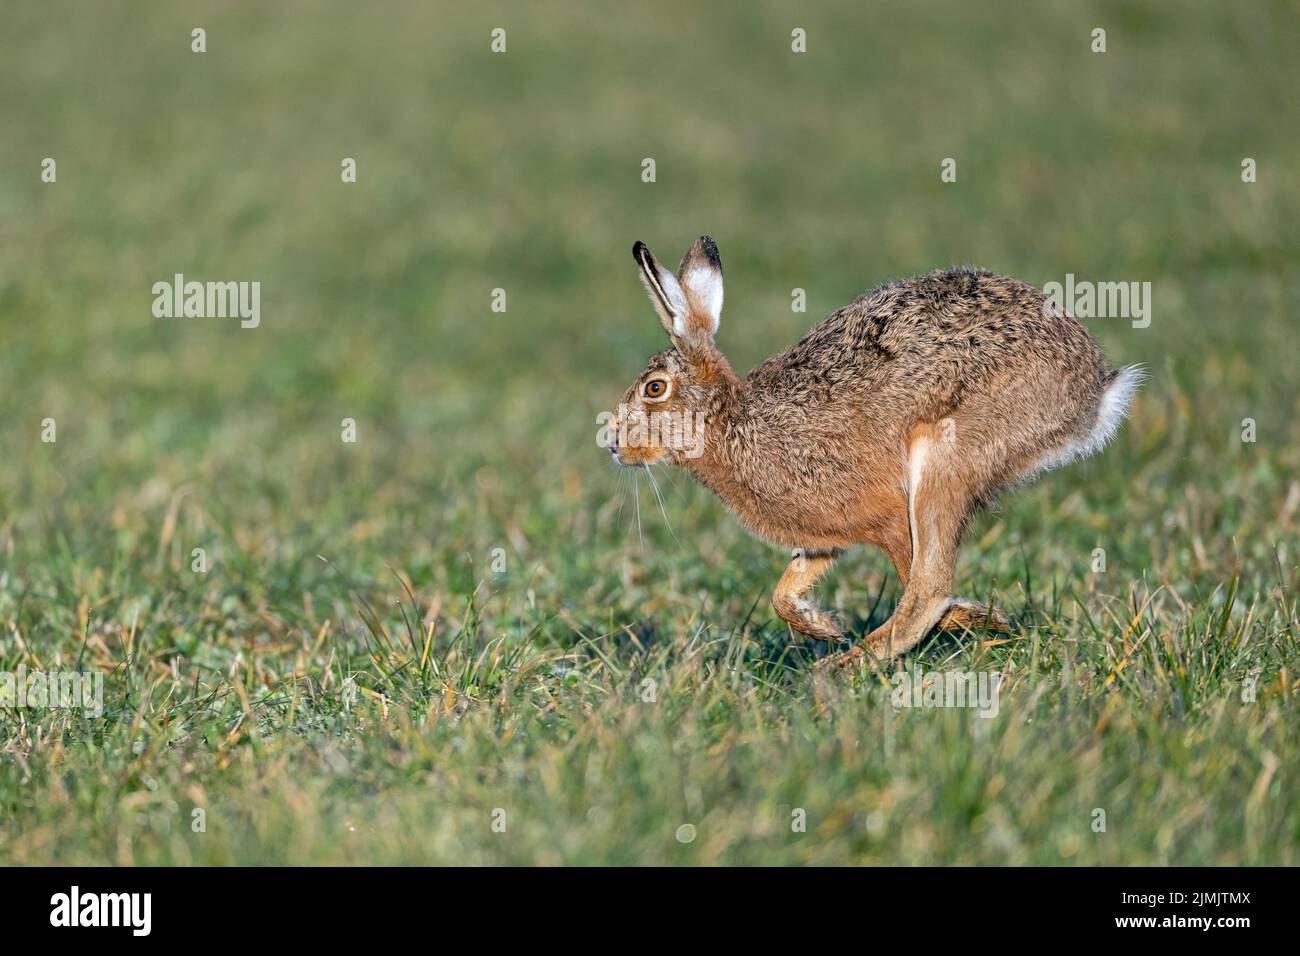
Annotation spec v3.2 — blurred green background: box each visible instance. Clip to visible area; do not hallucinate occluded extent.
[0,1,1296,865]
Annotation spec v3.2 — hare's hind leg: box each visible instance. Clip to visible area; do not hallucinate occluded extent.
[868,510,1007,634]
[773,549,846,642]
[822,420,976,670]
[864,420,971,659]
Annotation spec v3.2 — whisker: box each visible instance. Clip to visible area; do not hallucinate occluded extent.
[615,467,628,523]
[643,463,680,546]
[632,471,644,550]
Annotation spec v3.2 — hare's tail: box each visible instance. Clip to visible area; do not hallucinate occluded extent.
[1091,364,1144,453]
[1033,364,1143,476]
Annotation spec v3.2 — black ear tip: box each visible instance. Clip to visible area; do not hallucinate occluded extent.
[632,240,648,261]
[698,235,721,267]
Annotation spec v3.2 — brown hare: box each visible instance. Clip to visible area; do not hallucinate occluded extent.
[607,236,1140,668]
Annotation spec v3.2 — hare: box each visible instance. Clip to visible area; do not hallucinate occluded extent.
[607,236,1140,668]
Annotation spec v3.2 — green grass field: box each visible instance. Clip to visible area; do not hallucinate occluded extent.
[1,1,1297,865]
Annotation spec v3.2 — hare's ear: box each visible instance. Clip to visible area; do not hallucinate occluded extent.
[675,236,723,346]
[633,241,689,340]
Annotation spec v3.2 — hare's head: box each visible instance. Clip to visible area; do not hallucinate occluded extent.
[608,237,735,467]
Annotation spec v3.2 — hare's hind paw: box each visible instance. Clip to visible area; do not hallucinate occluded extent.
[814,600,1013,677]
[936,600,1010,634]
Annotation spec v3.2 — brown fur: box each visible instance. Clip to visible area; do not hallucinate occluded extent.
[610,236,1137,666]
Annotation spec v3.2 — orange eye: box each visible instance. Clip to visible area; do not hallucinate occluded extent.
[643,379,667,399]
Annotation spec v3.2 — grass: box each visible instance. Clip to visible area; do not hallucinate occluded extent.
[0,0,1297,865]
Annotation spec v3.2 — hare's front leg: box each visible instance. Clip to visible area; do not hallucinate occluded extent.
[772,549,846,642]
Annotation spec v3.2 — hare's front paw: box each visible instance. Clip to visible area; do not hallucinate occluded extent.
[772,592,845,642]
[772,550,847,642]
[783,607,847,643]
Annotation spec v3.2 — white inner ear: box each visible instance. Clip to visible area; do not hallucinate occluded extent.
[653,268,690,336]
[683,266,723,334]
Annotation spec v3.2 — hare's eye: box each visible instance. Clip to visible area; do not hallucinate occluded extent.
[643,379,667,399]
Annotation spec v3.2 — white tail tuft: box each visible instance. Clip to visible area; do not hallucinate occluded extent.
[1088,364,1144,453]
[1031,365,1143,476]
